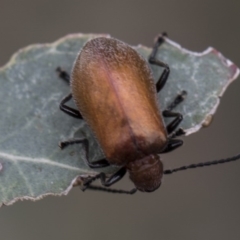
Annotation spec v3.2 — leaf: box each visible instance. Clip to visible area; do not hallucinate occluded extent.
[0,33,239,207]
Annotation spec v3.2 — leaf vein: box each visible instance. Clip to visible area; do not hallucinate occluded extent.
[0,152,89,172]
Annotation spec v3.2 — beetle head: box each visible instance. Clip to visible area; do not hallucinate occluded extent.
[127,154,163,192]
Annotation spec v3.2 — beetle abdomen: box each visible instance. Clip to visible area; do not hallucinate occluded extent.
[71,37,167,165]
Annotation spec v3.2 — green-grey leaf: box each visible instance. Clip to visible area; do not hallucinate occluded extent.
[0,33,239,207]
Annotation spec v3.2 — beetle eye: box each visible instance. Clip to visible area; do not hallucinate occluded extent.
[127,154,163,192]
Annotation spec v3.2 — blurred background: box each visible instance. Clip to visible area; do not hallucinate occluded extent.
[0,0,240,240]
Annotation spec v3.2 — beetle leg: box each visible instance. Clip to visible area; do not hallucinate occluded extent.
[166,90,187,111]
[59,137,87,149]
[85,158,110,168]
[56,67,82,118]
[59,138,110,168]
[82,167,127,190]
[60,93,83,119]
[59,138,135,194]
[82,136,110,168]
[160,139,183,153]
[168,128,186,139]
[163,90,187,134]
[163,110,183,134]
[149,33,170,93]
[56,67,70,84]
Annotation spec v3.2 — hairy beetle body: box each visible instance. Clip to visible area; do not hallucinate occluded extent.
[71,38,167,166]
[58,34,185,193]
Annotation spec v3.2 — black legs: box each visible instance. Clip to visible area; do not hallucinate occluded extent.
[59,138,110,168]
[56,67,70,84]
[82,168,136,194]
[149,32,170,93]
[59,137,109,171]
[60,93,83,119]
[82,168,127,189]
[161,139,183,154]
[164,90,187,134]
[163,110,183,134]
[160,91,187,153]
[59,137,136,194]
[57,67,83,119]
[148,33,186,154]
[165,90,187,112]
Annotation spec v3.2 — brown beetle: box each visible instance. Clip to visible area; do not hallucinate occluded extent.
[57,33,185,193]
[57,34,240,194]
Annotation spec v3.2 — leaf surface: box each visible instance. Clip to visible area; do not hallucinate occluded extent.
[0,33,238,206]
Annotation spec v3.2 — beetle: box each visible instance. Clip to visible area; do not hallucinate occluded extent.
[56,33,240,194]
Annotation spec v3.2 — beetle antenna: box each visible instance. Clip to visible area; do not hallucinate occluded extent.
[164,153,240,175]
[83,185,137,194]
